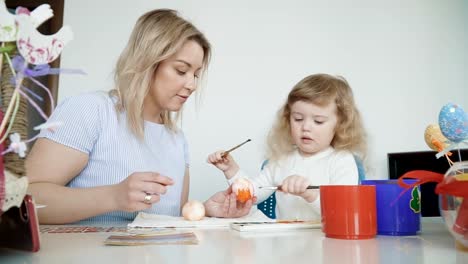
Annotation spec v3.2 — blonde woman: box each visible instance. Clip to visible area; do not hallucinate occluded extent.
[26,9,254,224]
[208,73,367,221]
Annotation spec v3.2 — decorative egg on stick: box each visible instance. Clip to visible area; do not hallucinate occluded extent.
[438,103,468,143]
[435,103,468,159]
[425,124,450,153]
[425,124,453,165]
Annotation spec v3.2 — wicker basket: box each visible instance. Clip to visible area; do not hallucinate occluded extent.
[1,50,29,176]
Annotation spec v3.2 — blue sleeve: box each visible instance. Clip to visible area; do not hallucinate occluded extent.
[38,93,104,154]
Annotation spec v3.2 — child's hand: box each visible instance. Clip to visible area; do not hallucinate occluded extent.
[206,150,239,179]
[280,175,318,203]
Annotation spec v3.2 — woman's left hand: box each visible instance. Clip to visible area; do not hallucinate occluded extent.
[204,186,257,218]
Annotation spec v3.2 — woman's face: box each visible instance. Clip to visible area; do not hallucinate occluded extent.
[144,40,204,121]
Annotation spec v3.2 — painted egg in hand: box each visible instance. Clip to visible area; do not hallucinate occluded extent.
[232,178,254,203]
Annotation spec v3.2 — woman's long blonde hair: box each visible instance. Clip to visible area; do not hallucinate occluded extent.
[110,9,211,139]
[266,73,367,162]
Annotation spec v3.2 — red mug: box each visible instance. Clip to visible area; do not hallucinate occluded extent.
[320,185,377,239]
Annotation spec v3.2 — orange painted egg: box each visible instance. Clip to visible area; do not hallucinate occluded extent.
[232,178,254,203]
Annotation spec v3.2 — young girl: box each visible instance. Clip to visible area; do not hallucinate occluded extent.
[207,73,367,221]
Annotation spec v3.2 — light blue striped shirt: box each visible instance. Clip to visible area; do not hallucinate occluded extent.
[39,92,189,224]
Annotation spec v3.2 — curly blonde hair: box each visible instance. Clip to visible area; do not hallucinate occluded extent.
[266,73,367,162]
[110,9,211,139]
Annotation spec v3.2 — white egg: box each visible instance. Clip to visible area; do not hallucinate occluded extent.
[182,200,205,221]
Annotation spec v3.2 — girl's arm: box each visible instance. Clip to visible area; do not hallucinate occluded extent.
[206,151,239,179]
[229,163,276,204]
[301,152,359,211]
[208,151,276,203]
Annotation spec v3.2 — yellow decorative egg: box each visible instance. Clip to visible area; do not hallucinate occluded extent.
[424,124,449,152]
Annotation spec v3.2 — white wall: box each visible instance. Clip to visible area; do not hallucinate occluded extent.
[60,0,468,201]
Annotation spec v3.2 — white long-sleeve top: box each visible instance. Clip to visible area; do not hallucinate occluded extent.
[229,147,358,221]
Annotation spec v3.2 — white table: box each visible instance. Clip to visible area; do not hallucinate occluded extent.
[1,217,467,264]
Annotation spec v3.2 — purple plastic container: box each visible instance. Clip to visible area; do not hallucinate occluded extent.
[361,179,421,236]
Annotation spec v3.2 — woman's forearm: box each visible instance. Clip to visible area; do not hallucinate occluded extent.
[28,182,117,224]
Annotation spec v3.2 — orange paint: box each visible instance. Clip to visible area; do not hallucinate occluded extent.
[236,189,252,203]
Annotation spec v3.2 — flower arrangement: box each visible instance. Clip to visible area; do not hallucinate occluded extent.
[0,1,82,214]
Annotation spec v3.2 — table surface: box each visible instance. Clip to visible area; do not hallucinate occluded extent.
[1,217,467,264]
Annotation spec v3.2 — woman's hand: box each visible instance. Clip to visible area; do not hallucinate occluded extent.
[280,175,318,203]
[204,186,257,218]
[113,172,174,212]
[206,150,239,179]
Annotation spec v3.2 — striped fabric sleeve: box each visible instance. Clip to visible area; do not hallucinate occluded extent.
[182,131,190,167]
[39,93,104,154]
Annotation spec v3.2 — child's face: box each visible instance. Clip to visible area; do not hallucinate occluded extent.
[289,100,338,157]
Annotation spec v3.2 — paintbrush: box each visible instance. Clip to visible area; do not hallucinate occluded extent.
[221,139,251,158]
[258,186,320,191]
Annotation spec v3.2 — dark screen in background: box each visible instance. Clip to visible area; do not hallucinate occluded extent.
[388,149,468,217]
